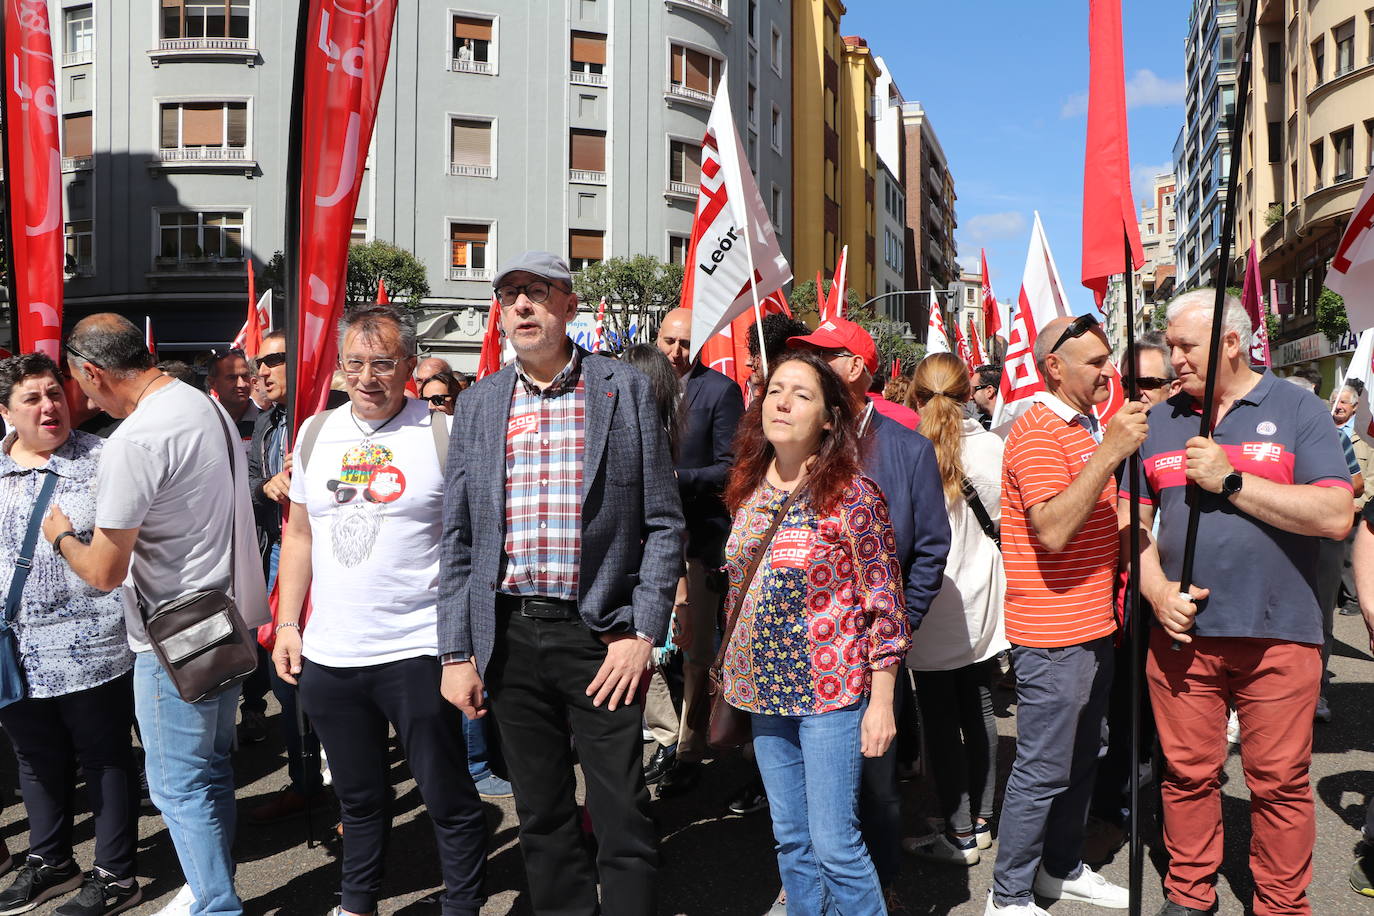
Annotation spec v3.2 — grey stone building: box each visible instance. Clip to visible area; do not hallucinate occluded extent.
[38,0,792,369]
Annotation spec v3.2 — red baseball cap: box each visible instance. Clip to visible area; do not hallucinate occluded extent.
[787,317,878,375]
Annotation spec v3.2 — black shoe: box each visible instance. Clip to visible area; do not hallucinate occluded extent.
[0,855,82,915]
[1155,901,1211,915]
[237,708,268,745]
[726,780,769,816]
[54,873,141,916]
[656,760,701,799]
[1341,602,1363,616]
[643,743,676,785]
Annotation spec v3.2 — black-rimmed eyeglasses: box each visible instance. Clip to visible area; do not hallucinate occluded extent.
[1048,313,1101,354]
[495,280,569,308]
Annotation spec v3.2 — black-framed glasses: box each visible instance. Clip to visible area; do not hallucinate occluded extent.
[257,352,287,369]
[64,342,103,369]
[1135,376,1171,391]
[495,280,568,307]
[424,393,453,406]
[1048,313,1101,354]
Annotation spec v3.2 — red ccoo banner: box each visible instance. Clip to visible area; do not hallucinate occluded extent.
[2,0,63,359]
[291,0,399,433]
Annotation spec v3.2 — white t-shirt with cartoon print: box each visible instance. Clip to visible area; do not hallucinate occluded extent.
[289,398,447,667]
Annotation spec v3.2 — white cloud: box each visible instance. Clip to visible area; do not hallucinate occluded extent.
[965,211,1027,243]
[1060,69,1186,118]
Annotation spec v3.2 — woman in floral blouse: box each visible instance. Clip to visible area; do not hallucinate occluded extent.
[721,350,910,916]
[0,353,140,915]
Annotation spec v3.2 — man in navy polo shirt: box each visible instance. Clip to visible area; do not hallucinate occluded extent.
[1125,289,1353,916]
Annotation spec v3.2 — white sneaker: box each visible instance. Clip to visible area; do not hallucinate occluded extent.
[153,884,196,916]
[320,747,333,787]
[903,831,980,865]
[1033,864,1128,908]
[984,891,1050,915]
[1226,708,1241,747]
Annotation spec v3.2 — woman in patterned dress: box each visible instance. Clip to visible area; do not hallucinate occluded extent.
[721,350,910,916]
[0,354,140,916]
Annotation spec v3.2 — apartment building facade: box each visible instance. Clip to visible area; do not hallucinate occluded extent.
[33,0,792,368]
[900,101,959,338]
[1102,172,1177,354]
[872,56,908,323]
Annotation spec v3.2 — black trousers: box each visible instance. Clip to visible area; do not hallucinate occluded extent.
[299,655,486,916]
[486,609,657,916]
[915,659,1000,836]
[859,669,909,888]
[0,672,139,878]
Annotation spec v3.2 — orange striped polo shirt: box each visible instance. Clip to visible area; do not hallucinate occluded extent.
[1000,396,1119,648]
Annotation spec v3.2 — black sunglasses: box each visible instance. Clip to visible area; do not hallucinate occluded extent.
[424,393,453,406]
[64,342,103,369]
[257,351,287,369]
[1135,376,1171,391]
[1048,313,1101,354]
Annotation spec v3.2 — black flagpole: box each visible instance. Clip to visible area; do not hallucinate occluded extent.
[1124,228,1143,915]
[0,0,20,355]
[1174,0,1260,641]
[283,0,310,442]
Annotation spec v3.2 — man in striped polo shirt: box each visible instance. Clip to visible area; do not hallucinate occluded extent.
[988,314,1147,915]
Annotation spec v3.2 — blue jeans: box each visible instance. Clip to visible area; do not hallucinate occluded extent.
[463,706,495,782]
[752,702,883,916]
[134,653,242,916]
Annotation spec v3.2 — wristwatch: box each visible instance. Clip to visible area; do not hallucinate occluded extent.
[52,530,78,559]
[1221,471,1244,499]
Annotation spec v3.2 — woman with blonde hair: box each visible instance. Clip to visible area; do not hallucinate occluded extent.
[901,352,1009,866]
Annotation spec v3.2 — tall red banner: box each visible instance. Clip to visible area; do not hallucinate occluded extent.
[3,0,63,359]
[291,0,399,433]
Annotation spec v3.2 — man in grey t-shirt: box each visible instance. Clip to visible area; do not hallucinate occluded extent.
[45,313,267,916]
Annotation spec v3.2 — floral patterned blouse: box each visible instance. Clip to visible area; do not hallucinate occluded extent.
[722,476,910,716]
[0,431,133,698]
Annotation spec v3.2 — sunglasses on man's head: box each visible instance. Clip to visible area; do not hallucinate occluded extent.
[257,352,287,369]
[1048,313,1101,354]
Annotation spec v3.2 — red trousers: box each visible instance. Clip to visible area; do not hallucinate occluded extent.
[1146,630,1321,915]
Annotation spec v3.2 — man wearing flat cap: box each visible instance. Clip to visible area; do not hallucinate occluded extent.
[438,252,685,915]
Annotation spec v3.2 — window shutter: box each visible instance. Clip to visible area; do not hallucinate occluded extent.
[160,105,179,149]
[683,142,701,184]
[181,102,223,146]
[63,114,92,158]
[685,48,711,92]
[569,129,605,171]
[451,119,491,166]
[453,15,492,41]
[226,104,247,148]
[671,45,684,83]
[569,229,603,261]
[570,31,606,65]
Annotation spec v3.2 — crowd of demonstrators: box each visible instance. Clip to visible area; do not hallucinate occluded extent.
[0,274,1366,916]
[1333,380,1372,619]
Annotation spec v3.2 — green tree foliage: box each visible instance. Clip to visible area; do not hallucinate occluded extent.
[572,255,684,351]
[1316,288,1349,343]
[345,240,430,310]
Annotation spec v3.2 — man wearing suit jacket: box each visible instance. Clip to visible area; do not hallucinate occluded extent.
[644,308,745,797]
[439,251,685,916]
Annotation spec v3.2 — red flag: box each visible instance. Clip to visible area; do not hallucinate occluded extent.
[145,316,155,358]
[968,316,986,367]
[3,0,64,359]
[1240,241,1271,366]
[701,288,791,397]
[232,263,270,356]
[1093,365,1125,425]
[892,357,902,379]
[821,246,849,321]
[290,0,400,434]
[376,276,389,304]
[1080,0,1145,309]
[475,294,503,380]
[953,316,974,372]
[980,248,1003,342]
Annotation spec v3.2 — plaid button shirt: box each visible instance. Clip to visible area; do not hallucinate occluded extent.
[499,347,587,600]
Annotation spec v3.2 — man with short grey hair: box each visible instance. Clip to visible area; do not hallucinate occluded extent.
[48,313,269,916]
[1334,381,1372,616]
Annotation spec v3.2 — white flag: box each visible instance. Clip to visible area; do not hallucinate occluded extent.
[991,212,1072,429]
[926,291,951,354]
[231,289,273,350]
[684,87,792,361]
[1328,173,1374,332]
[1342,327,1374,438]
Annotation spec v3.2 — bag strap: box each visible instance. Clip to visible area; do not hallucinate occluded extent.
[207,397,240,595]
[431,411,448,474]
[961,477,1000,547]
[5,471,60,626]
[711,485,803,673]
[295,407,336,473]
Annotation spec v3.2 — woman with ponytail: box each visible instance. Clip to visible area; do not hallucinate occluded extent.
[900,352,1009,867]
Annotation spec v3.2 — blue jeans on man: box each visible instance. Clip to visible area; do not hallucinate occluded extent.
[992,636,1114,908]
[134,652,242,916]
[752,701,884,916]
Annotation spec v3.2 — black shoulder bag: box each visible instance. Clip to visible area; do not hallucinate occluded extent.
[961,478,1000,548]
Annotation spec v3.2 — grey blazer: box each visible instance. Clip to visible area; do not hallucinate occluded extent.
[438,350,686,675]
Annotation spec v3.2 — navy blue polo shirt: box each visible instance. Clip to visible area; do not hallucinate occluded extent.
[1127,370,1352,645]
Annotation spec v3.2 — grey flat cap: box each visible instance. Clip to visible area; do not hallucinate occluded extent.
[492,251,573,289]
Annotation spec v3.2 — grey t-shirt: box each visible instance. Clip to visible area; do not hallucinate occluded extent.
[96,379,270,651]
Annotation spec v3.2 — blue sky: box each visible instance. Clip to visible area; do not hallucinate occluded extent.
[841,0,1191,314]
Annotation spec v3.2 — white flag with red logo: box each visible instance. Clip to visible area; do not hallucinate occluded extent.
[953,314,974,371]
[1327,171,1374,332]
[967,316,986,367]
[683,86,791,361]
[991,212,1073,429]
[926,294,951,355]
[592,297,607,353]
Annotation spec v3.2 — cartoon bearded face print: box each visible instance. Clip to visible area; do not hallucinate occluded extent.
[327,442,407,567]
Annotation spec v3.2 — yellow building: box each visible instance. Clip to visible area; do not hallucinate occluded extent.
[790,0,878,305]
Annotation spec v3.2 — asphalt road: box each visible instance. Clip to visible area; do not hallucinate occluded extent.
[4,609,1374,915]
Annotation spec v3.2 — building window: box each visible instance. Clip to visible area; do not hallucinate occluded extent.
[669,235,689,265]
[747,0,757,41]
[1268,120,1283,163]
[68,73,87,104]
[1311,37,1325,84]
[570,31,606,83]
[770,27,782,75]
[769,106,782,152]
[1311,139,1325,188]
[161,0,250,41]
[1368,10,1374,65]
[351,218,368,244]
[159,101,248,160]
[1366,119,1374,173]
[450,118,493,177]
[62,113,92,164]
[669,139,702,191]
[1266,40,1282,82]
[65,220,94,276]
[1168,218,1176,231]
[670,44,722,102]
[747,83,757,126]
[64,5,93,63]
[569,129,606,182]
[569,229,603,271]
[770,185,781,228]
[1335,19,1356,76]
[747,131,758,173]
[452,14,495,74]
[1147,222,1155,234]
[449,223,490,280]
[157,211,244,265]
[1333,127,1354,182]
[824,158,836,201]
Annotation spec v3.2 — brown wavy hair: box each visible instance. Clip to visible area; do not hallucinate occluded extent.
[724,349,861,517]
[909,352,971,503]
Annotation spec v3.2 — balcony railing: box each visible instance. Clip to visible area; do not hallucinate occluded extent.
[153,256,245,272]
[570,70,606,86]
[667,82,714,104]
[62,49,93,66]
[158,147,250,162]
[156,37,251,52]
[448,266,492,281]
[61,155,93,172]
[666,180,699,198]
[66,259,94,278]
[449,162,494,177]
[569,169,606,184]
[451,58,495,75]
[669,0,727,16]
